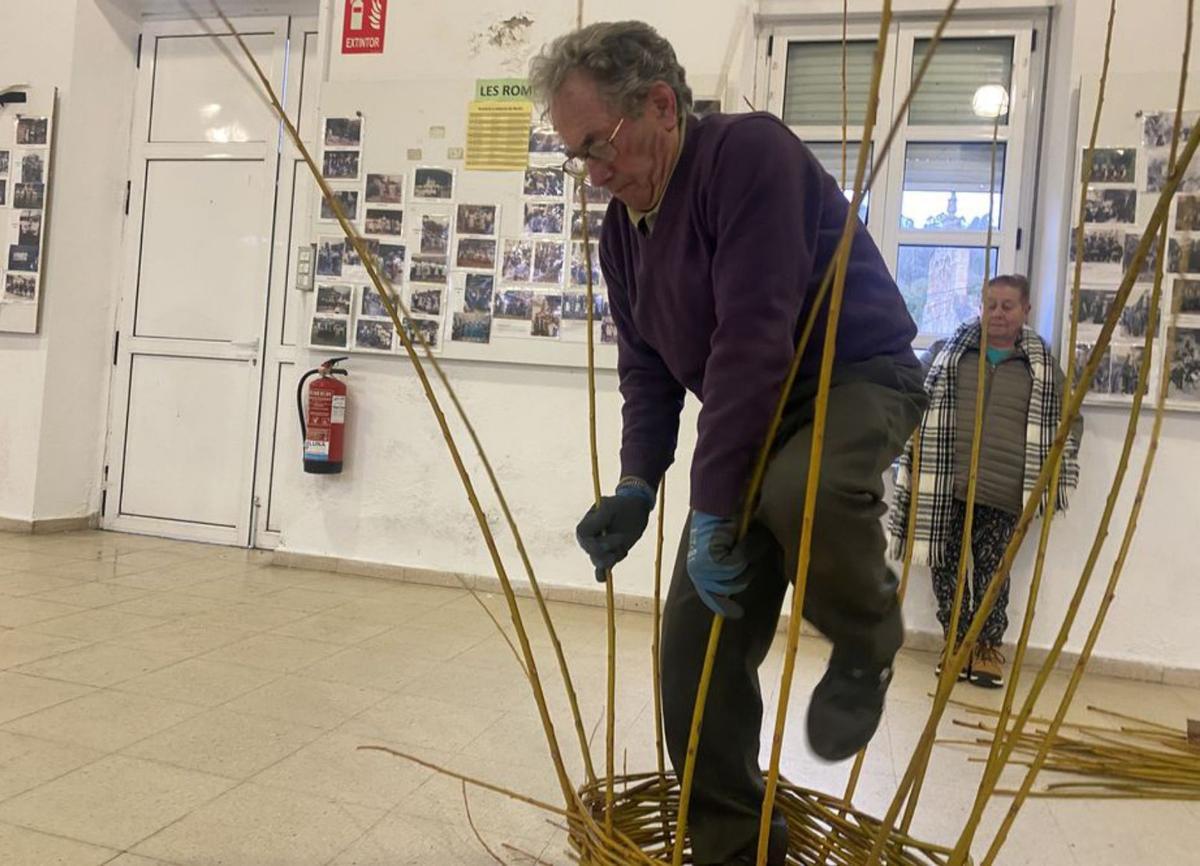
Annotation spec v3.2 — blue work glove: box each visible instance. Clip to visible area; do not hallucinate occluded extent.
[575,478,655,582]
[687,511,750,619]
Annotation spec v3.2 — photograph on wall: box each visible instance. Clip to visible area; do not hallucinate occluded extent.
[1107,344,1148,397]
[464,273,494,312]
[319,190,359,221]
[570,241,603,287]
[310,316,349,348]
[1083,148,1136,184]
[1116,287,1159,340]
[456,237,497,270]
[20,153,44,184]
[403,317,440,350]
[16,211,41,247]
[3,272,36,302]
[501,239,533,282]
[410,286,443,316]
[532,240,564,285]
[1177,195,1200,231]
[562,290,609,321]
[494,288,533,320]
[572,179,613,206]
[412,167,454,201]
[570,208,605,241]
[360,285,395,318]
[0,150,8,174]
[524,202,565,235]
[1074,342,1113,395]
[1146,153,1200,193]
[529,122,564,155]
[324,117,362,147]
[322,150,360,180]
[342,238,379,282]
[7,245,39,272]
[16,117,48,146]
[364,208,403,236]
[1076,287,1115,339]
[355,318,394,351]
[457,204,497,236]
[1122,232,1179,281]
[13,182,44,210]
[378,243,406,283]
[315,284,352,315]
[600,317,618,345]
[1176,277,1200,314]
[419,213,451,255]
[365,173,404,204]
[524,166,565,198]
[1168,326,1200,402]
[1172,236,1200,273]
[451,311,492,344]
[1083,188,1136,224]
[531,293,563,338]
[409,254,448,285]
[0,180,6,207]
[317,237,345,277]
[1142,110,1199,149]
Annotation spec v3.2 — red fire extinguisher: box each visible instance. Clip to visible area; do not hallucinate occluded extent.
[298,357,349,474]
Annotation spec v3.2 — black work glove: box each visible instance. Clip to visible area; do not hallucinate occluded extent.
[575,478,655,581]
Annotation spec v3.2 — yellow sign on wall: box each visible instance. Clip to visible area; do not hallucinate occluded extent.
[466,100,531,171]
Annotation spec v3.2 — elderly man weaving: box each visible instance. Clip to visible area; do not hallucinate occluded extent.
[530,22,927,866]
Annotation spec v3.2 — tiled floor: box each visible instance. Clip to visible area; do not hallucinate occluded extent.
[1,529,1196,865]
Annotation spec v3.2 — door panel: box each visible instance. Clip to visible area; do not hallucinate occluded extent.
[149,32,277,143]
[120,354,254,525]
[135,159,269,341]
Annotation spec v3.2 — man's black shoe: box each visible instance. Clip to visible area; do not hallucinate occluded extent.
[806,652,894,762]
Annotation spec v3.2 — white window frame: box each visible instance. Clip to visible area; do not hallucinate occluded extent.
[764,15,1043,347]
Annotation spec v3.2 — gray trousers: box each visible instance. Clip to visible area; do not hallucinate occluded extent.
[660,358,927,863]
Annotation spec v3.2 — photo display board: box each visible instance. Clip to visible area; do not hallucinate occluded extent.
[305,81,618,369]
[0,87,56,334]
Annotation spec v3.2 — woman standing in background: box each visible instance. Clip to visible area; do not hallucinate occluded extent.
[889,274,1082,688]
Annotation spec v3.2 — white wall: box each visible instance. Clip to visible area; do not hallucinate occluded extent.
[0,0,138,523]
[276,0,1200,675]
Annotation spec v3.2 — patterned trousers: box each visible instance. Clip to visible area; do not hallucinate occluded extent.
[930,498,1019,649]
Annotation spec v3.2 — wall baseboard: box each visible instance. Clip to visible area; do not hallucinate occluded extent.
[272,548,1200,688]
[0,513,99,535]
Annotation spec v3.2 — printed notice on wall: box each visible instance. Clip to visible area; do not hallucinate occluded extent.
[466,100,532,171]
[342,0,387,55]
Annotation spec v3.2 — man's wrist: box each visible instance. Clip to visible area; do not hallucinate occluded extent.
[615,475,656,507]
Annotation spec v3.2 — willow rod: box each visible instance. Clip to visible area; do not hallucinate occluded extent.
[980,32,1193,864]
[965,0,1119,841]
[577,174,617,836]
[867,110,1200,866]
[951,10,1189,862]
[949,0,1118,856]
[754,5,895,864]
[205,3,579,808]
[900,108,1003,839]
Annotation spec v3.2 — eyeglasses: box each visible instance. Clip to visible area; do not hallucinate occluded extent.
[562,117,625,181]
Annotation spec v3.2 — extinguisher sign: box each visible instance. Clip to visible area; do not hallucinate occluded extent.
[342,0,387,55]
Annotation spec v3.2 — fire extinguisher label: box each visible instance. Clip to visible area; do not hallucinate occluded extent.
[331,395,346,424]
[304,439,330,459]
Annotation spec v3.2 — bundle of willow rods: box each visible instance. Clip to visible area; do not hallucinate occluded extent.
[943,703,1200,802]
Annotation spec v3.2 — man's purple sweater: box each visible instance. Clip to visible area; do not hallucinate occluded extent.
[599,112,919,518]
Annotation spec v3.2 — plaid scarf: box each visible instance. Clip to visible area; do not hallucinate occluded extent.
[887,320,1080,567]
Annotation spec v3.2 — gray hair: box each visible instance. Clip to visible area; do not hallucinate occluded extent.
[529,21,693,118]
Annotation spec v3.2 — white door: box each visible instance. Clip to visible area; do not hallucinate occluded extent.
[103,16,306,546]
